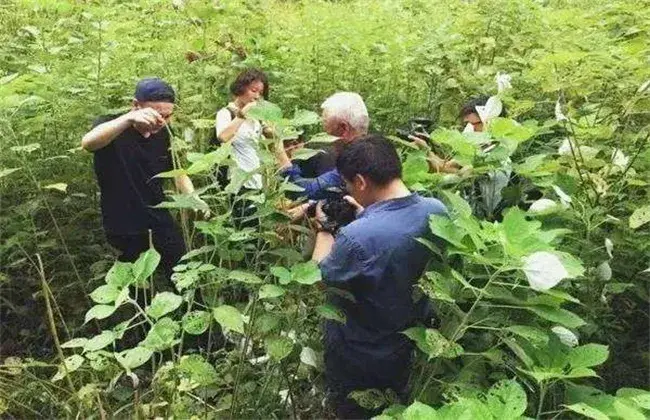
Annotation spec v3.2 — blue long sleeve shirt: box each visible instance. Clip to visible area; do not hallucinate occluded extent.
[280,164,344,200]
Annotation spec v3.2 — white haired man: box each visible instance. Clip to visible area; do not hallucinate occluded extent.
[276,92,369,201]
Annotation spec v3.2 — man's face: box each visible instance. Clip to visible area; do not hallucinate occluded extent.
[343,175,371,207]
[463,112,484,133]
[322,110,354,143]
[240,80,264,104]
[135,101,174,134]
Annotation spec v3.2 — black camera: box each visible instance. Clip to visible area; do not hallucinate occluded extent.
[305,189,357,234]
[395,117,434,143]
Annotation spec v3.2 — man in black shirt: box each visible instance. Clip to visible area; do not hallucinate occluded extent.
[82,78,200,280]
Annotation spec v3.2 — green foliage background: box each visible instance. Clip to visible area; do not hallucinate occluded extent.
[0,0,649,418]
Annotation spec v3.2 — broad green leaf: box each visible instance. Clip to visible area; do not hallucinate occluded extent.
[290,147,323,161]
[429,215,467,249]
[115,347,153,370]
[291,261,322,285]
[52,355,84,382]
[502,208,549,257]
[182,310,211,335]
[551,326,579,347]
[289,109,320,126]
[271,266,292,285]
[506,325,549,345]
[106,261,134,288]
[629,205,650,229]
[565,403,609,420]
[402,327,463,360]
[61,338,88,349]
[178,355,219,388]
[90,284,121,304]
[83,331,116,352]
[85,304,117,323]
[613,399,645,420]
[146,292,183,320]
[316,304,346,324]
[213,305,245,334]
[228,270,263,284]
[142,317,180,351]
[186,143,232,175]
[484,379,527,419]
[525,305,585,328]
[264,336,294,362]
[43,183,68,193]
[568,344,609,368]
[616,388,650,410]
[402,401,439,420]
[246,100,283,122]
[259,284,286,300]
[114,287,130,307]
[489,117,537,143]
[133,248,161,284]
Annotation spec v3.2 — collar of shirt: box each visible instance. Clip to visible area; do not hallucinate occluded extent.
[357,193,420,219]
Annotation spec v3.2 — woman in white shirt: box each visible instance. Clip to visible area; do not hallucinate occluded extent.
[215,69,269,226]
[215,68,270,189]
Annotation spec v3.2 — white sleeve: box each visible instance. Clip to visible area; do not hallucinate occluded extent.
[215,108,233,138]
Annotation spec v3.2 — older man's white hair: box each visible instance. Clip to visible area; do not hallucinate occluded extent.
[321,92,369,134]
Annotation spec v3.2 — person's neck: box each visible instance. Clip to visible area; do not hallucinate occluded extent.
[371,179,411,203]
[233,98,246,109]
[334,130,366,154]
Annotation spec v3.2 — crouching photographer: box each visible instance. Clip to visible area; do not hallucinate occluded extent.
[311,134,447,419]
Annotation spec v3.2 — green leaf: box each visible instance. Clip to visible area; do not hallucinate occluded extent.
[186,143,232,175]
[402,401,439,420]
[182,310,211,335]
[568,344,609,368]
[61,338,88,349]
[146,292,183,320]
[270,266,292,285]
[402,327,463,360]
[51,355,84,382]
[565,403,610,420]
[290,147,323,161]
[289,109,320,126]
[83,331,116,352]
[133,248,161,284]
[228,270,263,284]
[142,317,180,351]
[348,389,388,410]
[525,305,586,328]
[316,304,346,324]
[115,347,153,370]
[11,143,40,154]
[629,205,650,229]
[213,305,245,334]
[505,325,549,345]
[291,261,322,285]
[264,336,294,362]
[106,261,134,288]
[155,194,210,212]
[178,355,219,388]
[616,388,650,410]
[90,284,121,304]
[246,100,283,122]
[0,167,21,178]
[299,346,320,368]
[484,379,527,419]
[259,284,286,300]
[43,183,68,193]
[429,215,467,249]
[85,304,117,323]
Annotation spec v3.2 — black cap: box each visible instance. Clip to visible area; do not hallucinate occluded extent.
[134,78,176,103]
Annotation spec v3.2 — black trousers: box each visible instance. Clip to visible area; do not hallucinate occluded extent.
[325,344,412,419]
[106,225,186,281]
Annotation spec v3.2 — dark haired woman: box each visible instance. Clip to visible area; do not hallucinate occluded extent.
[215,69,269,190]
[215,69,269,227]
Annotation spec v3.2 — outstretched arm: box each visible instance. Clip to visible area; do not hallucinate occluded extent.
[81,108,164,152]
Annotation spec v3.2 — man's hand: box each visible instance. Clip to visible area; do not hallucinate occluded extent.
[128,108,166,138]
[408,134,430,151]
[343,195,364,216]
[287,202,310,221]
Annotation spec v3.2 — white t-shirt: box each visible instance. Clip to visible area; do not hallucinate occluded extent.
[215,103,263,190]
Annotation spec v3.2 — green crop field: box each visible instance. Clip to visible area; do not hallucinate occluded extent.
[0,0,649,418]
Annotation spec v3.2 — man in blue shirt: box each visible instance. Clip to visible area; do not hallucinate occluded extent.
[311,134,447,418]
[275,92,369,205]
